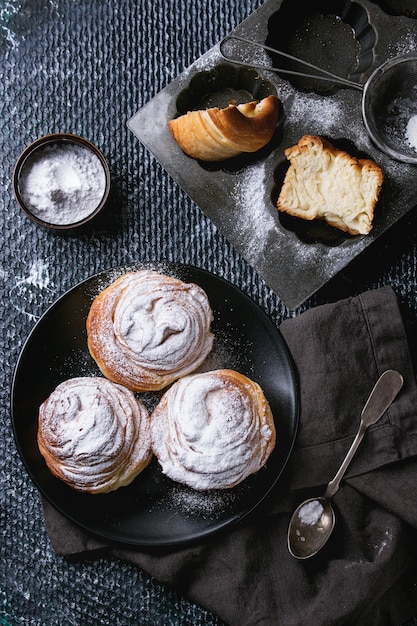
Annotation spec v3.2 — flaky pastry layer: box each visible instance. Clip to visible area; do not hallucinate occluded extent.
[277,135,384,235]
[168,95,281,161]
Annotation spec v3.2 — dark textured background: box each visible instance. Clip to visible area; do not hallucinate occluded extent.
[1,0,417,624]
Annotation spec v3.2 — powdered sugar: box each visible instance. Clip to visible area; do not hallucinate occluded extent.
[406,114,417,152]
[38,377,152,493]
[388,31,417,57]
[232,161,278,264]
[166,483,239,518]
[19,142,106,225]
[87,270,214,391]
[151,369,275,490]
[298,499,324,525]
[283,89,344,135]
[374,528,393,558]
[9,258,56,321]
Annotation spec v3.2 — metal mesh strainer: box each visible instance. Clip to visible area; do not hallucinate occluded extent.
[220,36,417,165]
[363,54,417,164]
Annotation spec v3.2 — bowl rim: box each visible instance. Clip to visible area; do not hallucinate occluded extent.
[13,132,111,230]
[362,52,417,165]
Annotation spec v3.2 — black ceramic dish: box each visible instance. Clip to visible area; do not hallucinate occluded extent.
[128,0,417,309]
[11,263,299,547]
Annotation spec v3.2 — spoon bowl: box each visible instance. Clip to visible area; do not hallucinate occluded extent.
[287,369,404,559]
[288,497,335,559]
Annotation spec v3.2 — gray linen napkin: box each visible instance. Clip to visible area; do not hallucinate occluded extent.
[41,286,417,625]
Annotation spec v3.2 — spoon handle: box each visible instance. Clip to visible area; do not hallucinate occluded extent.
[324,370,403,500]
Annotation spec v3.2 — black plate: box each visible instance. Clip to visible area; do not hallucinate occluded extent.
[11,263,299,547]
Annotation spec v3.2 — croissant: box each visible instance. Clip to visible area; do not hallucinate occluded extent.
[86,270,214,392]
[37,377,152,494]
[168,95,281,161]
[151,369,276,490]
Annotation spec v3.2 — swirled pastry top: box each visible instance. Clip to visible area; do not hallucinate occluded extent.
[86,270,214,392]
[151,369,276,490]
[37,377,152,494]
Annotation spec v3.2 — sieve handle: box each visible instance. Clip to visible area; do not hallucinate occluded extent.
[219,34,364,91]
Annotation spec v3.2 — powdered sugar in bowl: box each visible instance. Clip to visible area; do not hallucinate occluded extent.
[13,133,111,232]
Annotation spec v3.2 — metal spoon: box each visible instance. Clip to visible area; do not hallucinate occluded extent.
[287,369,404,560]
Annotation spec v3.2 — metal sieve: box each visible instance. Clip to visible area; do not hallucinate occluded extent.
[219,35,417,165]
[362,54,417,164]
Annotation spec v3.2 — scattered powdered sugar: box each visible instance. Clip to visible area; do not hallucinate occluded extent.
[388,31,417,57]
[374,528,393,558]
[166,484,239,518]
[24,258,51,290]
[232,160,278,264]
[0,0,22,51]
[201,328,248,374]
[9,258,56,320]
[231,153,369,284]
[298,499,324,525]
[283,89,344,135]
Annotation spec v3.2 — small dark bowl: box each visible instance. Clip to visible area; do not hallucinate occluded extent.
[13,133,111,233]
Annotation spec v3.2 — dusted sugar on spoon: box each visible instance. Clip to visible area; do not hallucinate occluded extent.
[150,369,276,490]
[86,270,214,391]
[37,377,152,494]
[298,499,324,525]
